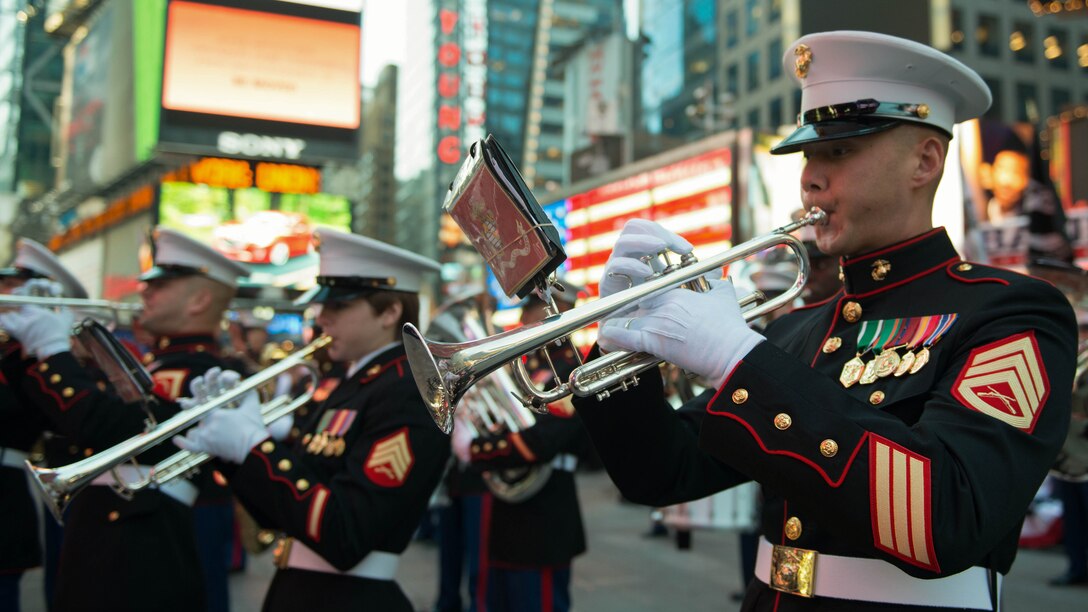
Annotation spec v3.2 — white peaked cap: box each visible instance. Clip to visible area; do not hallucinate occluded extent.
[772,31,991,154]
[140,228,250,289]
[1,238,88,299]
[302,228,441,302]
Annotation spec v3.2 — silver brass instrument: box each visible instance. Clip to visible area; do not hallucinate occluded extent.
[429,294,552,502]
[405,209,826,434]
[26,335,332,523]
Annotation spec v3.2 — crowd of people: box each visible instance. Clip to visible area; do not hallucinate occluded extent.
[1,30,1086,612]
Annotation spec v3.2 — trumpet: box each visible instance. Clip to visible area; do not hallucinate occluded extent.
[26,335,331,523]
[430,293,553,502]
[404,209,826,433]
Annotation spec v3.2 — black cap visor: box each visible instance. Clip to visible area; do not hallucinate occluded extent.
[138,264,205,284]
[0,267,46,279]
[770,118,904,155]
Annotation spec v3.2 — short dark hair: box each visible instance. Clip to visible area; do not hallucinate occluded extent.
[360,290,419,341]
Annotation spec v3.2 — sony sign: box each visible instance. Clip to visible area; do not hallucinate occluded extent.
[217,132,307,160]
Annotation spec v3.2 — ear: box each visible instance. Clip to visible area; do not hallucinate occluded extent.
[186,284,214,316]
[379,300,403,329]
[909,135,947,189]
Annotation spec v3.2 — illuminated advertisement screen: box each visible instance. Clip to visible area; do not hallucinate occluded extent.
[544,148,734,297]
[158,0,361,161]
[158,181,351,288]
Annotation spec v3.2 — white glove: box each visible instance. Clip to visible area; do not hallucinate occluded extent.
[598,219,693,300]
[0,305,74,359]
[173,368,268,463]
[266,414,294,442]
[14,278,64,298]
[598,280,765,389]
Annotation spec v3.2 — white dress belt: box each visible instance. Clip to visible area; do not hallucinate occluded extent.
[0,447,29,469]
[89,464,199,507]
[550,453,578,472]
[285,540,399,581]
[755,537,999,609]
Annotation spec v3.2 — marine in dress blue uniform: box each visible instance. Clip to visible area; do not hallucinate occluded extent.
[1,228,249,612]
[461,290,588,612]
[0,238,87,612]
[573,31,1076,611]
[176,229,451,611]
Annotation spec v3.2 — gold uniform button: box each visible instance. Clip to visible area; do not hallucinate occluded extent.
[822,337,842,353]
[38,363,49,373]
[142,353,154,365]
[957,263,973,272]
[785,516,803,540]
[277,459,292,472]
[68,445,79,455]
[731,389,749,404]
[820,439,839,458]
[471,444,480,454]
[497,440,508,450]
[83,448,94,457]
[869,390,886,405]
[842,302,862,323]
[483,442,493,452]
[774,413,792,430]
[62,387,74,398]
[159,337,171,349]
[96,381,107,391]
[297,407,309,417]
[108,511,120,522]
[296,479,310,491]
[50,374,61,384]
[290,427,301,438]
[260,441,275,453]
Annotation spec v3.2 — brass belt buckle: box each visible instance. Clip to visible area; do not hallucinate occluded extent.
[272,537,294,570]
[769,544,817,598]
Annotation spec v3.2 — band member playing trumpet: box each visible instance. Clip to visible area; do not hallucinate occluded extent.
[456,287,589,612]
[572,32,1075,610]
[0,228,249,612]
[175,229,451,611]
[0,239,87,612]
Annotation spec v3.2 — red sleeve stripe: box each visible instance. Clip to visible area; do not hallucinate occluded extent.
[870,435,939,572]
[307,485,330,542]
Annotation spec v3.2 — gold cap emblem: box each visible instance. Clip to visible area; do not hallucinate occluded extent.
[822,337,842,354]
[794,44,813,78]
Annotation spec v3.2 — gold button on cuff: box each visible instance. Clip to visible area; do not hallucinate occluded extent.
[277,459,292,472]
[732,389,749,404]
[822,337,842,353]
[62,387,74,398]
[820,439,839,458]
[957,263,973,272]
[38,363,49,372]
[296,479,310,491]
[68,445,79,455]
[108,510,120,522]
[50,374,61,384]
[785,516,803,540]
[869,390,886,405]
[774,413,792,430]
[842,302,862,323]
[260,441,275,453]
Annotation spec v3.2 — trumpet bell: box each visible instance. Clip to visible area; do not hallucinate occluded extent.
[403,323,460,434]
[27,463,68,524]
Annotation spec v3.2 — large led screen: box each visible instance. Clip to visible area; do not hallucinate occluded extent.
[159,181,351,288]
[161,1,360,129]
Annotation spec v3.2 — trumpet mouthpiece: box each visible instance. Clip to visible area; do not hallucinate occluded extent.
[806,207,828,225]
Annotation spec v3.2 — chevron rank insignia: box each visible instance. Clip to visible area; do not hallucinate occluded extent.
[364,428,414,487]
[152,369,189,401]
[951,332,1049,433]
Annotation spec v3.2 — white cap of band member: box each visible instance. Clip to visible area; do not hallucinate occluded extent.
[771,31,991,155]
[297,228,441,304]
[0,238,88,299]
[139,228,250,289]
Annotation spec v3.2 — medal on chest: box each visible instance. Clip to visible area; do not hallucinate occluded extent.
[303,409,357,457]
[839,314,958,388]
